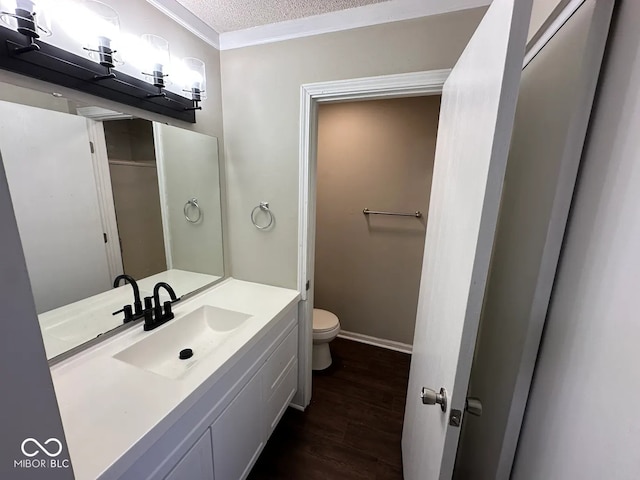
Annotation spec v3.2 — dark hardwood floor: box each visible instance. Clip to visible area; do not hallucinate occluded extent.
[248,337,411,480]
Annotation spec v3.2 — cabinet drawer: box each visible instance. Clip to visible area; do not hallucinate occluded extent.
[262,326,297,401]
[164,430,214,480]
[265,359,298,437]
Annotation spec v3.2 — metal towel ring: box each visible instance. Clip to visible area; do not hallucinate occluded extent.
[184,198,202,224]
[251,202,274,230]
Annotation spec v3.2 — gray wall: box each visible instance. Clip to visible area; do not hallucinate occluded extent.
[512,1,640,478]
[314,97,440,345]
[528,0,566,40]
[220,9,487,289]
[0,156,73,478]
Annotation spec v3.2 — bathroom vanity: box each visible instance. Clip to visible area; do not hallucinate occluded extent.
[50,279,300,480]
[0,88,304,480]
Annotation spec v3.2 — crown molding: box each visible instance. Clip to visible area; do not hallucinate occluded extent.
[146,0,220,49]
[219,0,490,50]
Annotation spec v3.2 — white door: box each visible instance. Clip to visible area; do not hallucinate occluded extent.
[402,0,533,479]
[0,101,112,313]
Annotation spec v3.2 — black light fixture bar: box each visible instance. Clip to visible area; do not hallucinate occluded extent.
[0,25,197,123]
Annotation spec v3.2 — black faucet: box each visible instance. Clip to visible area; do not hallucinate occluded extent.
[112,274,143,323]
[143,282,179,331]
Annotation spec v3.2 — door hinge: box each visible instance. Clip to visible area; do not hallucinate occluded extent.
[306,280,310,291]
[89,141,95,154]
[103,233,108,244]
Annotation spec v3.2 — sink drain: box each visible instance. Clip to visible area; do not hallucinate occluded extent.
[179,348,194,360]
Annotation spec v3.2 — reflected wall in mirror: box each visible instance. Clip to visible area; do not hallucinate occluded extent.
[0,89,224,360]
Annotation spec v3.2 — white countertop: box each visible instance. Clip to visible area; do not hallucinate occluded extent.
[40,269,221,359]
[50,278,299,480]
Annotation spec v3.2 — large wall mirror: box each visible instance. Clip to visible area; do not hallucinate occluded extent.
[0,83,224,360]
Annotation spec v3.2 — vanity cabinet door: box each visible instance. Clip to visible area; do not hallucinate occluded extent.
[211,371,264,480]
[261,326,298,401]
[164,430,214,480]
[262,326,298,437]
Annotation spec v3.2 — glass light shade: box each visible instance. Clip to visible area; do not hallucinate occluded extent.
[141,34,170,72]
[0,0,52,38]
[181,57,206,101]
[121,33,171,87]
[55,0,121,66]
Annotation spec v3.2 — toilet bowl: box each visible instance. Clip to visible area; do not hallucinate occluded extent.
[312,309,341,371]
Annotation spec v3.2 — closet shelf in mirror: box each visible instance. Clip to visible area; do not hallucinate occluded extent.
[108,160,157,168]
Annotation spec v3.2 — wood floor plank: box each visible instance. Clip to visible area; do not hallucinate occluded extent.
[248,338,410,480]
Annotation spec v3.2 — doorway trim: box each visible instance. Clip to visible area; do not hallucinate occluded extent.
[295,69,450,409]
[86,119,124,280]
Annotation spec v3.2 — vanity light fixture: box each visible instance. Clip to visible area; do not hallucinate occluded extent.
[0,0,51,53]
[0,0,202,122]
[181,57,206,110]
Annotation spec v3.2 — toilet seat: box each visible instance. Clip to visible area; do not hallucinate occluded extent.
[313,309,340,333]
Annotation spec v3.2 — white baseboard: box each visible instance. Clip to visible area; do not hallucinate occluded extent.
[288,402,305,412]
[337,330,412,354]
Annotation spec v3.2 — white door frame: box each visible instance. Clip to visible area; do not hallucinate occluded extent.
[153,123,175,270]
[86,119,124,281]
[295,69,450,408]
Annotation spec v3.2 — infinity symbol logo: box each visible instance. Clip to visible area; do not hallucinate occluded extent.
[20,438,63,458]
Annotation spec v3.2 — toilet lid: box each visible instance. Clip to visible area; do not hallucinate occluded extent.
[313,309,340,333]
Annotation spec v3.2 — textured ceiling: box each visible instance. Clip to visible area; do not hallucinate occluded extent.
[174,0,392,33]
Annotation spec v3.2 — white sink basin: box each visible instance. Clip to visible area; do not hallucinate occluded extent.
[113,306,253,379]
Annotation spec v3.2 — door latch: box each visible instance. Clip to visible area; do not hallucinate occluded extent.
[449,409,462,427]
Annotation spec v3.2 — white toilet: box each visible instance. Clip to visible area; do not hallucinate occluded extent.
[312,309,341,371]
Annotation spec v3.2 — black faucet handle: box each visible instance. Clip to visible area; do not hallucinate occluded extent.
[113,304,134,323]
[143,309,154,329]
[163,301,175,321]
[144,296,153,310]
[143,296,155,330]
